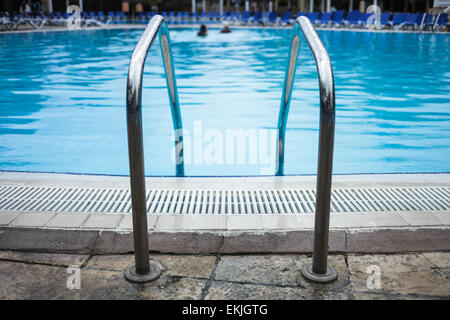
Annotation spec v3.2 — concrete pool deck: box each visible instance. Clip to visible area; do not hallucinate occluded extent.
[1,250,449,299]
[0,172,449,254]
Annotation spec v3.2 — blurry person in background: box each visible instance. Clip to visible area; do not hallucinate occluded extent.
[220,25,232,33]
[197,24,207,36]
[20,1,25,14]
[24,1,32,17]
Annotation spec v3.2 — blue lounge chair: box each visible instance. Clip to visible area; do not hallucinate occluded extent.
[116,11,126,24]
[241,11,251,24]
[136,12,145,23]
[261,12,271,24]
[432,13,448,31]
[389,13,407,29]
[360,12,372,27]
[192,12,198,22]
[380,12,391,27]
[296,12,307,19]
[418,13,432,30]
[168,11,175,23]
[318,12,332,26]
[280,11,292,25]
[252,11,263,24]
[175,11,182,23]
[183,11,190,23]
[307,12,319,24]
[332,10,344,26]
[107,11,115,23]
[268,11,279,24]
[206,11,213,22]
[343,10,361,27]
[97,11,107,23]
[221,12,229,21]
[402,13,422,30]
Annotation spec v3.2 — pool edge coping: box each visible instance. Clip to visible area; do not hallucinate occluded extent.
[0,225,448,254]
[1,172,449,254]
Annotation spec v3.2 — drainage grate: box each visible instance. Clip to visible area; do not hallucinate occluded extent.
[0,186,449,215]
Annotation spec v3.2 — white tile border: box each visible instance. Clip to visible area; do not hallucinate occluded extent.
[1,211,448,231]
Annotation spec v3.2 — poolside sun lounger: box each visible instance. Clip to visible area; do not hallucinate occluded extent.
[175,11,183,23]
[360,13,372,26]
[268,11,279,24]
[332,10,344,26]
[116,11,127,24]
[206,11,213,22]
[389,13,407,29]
[432,13,448,31]
[183,12,190,23]
[168,11,175,23]
[280,11,292,25]
[307,12,319,24]
[402,13,423,30]
[107,11,116,23]
[241,11,251,24]
[343,10,361,27]
[262,11,271,24]
[379,12,391,27]
[192,12,198,22]
[97,11,106,22]
[251,11,263,24]
[221,12,229,22]
[318,12,332,26]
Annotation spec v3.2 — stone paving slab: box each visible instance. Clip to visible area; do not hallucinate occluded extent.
[0,251,89,268]
[347,253,450,298]
[87,254,216,279]
[1,250,448,300]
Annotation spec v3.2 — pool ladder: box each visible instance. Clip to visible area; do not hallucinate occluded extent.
[124,15,337,284]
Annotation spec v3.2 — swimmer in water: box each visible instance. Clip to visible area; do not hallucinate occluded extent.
[220,25,232,33]
[197,24,207,36]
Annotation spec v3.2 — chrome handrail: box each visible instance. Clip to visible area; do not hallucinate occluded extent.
[277,16,337,283]
[125,15,183,282]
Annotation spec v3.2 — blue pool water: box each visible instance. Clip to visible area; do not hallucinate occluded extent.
[0,27,449,176]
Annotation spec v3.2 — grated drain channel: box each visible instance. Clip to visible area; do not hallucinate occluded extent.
[0,185,449,215]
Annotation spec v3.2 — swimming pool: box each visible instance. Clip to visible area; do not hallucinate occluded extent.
[0,27,449,176]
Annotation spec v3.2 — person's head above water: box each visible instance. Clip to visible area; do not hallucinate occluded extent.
[220,25,232,33]
[197,24,207,37]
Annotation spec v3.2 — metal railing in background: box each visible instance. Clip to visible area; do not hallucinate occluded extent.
[125,15,184,283]
[277,16,337,282]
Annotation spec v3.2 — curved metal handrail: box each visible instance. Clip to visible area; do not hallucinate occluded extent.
[125,15,183,281]
[277,16,337,282]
